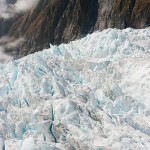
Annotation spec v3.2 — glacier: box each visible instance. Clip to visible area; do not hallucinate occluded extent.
[0,28,150,150]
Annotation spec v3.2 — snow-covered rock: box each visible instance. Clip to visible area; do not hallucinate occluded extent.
[0,28,150,150]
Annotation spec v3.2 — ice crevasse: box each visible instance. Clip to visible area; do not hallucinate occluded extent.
[0,28,150,150]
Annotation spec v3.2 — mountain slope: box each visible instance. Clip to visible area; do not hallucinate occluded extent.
[8,0,150,57]
[0,28,150,150]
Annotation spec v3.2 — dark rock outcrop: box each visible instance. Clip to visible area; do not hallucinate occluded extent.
[95,0,150,29]
[4,0,150,57]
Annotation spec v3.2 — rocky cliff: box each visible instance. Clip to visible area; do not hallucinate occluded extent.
[5,0,150,57]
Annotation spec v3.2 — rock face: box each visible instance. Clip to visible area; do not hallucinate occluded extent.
[95,0,150,30]
[5,0,150,57]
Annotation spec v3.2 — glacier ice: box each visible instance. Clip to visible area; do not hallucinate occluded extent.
[0,28,150,149]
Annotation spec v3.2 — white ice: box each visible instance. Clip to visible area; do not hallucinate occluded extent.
[0,28,150,150]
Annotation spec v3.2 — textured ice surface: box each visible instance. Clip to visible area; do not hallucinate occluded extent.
[0,28,150,150]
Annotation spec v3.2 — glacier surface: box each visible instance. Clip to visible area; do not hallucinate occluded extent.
[0,28,150,150]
